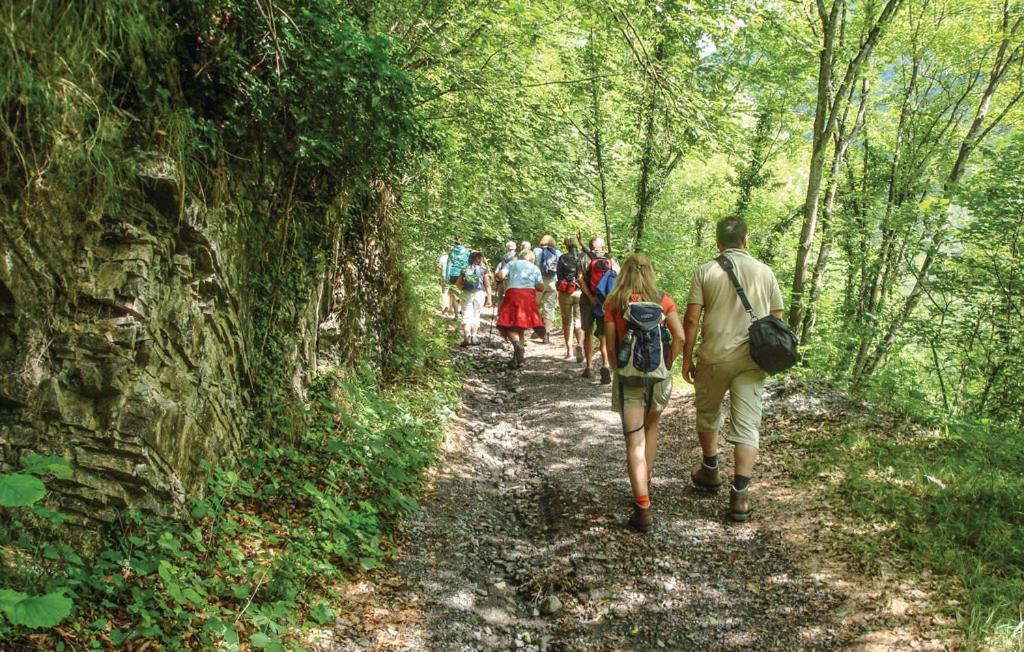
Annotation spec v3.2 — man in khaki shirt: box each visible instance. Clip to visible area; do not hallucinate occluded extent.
[682,217,784,522]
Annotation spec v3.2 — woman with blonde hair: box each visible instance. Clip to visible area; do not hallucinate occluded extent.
[603,253,685,533]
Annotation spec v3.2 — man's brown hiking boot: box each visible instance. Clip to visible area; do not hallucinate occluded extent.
[729,486,752,522]
[691,462,723,491]
[628,504,653,533]
[599,367,612,385]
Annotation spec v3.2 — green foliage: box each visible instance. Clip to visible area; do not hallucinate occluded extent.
[0,328,458,647]
[793,416,1024,649]
[0,475,45,509]
[2,592,73,629]
[0,457,74,631]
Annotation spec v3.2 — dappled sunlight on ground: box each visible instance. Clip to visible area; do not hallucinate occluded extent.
[306,317,956,650]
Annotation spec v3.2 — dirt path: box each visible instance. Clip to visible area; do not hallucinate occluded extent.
[308,319,956,651]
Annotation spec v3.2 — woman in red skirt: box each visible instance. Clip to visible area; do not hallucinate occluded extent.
[495,248,546,368]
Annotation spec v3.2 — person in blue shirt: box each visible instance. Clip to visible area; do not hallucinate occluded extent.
[495,247,546,368]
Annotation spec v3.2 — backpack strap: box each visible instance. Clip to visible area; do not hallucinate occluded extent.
[715,255,756,322]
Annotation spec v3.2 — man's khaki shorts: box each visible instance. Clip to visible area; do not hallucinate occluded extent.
[694,355,767,448]
[579,294,604,335]
[611,374,673,415]
[537,275,558,323]
[557,290,581,329]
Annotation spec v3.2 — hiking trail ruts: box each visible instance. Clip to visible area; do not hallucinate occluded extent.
[306,317,957,651]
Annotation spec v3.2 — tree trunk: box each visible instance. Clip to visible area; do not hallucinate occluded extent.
[631,91,658,252]
[801,79,869,343]
[732,109,776,220]
[587,30,612,253]
[856,16,1023,379]
[790,0,906,331]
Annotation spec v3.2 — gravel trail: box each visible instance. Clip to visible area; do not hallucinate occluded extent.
[310,319,956,651]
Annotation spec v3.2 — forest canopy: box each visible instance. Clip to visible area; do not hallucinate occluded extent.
[392,0,1024,425]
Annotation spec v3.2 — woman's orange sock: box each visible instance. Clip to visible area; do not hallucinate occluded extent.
[634,495,650,509]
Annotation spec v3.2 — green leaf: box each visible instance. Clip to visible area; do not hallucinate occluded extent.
[0,589,28,610]
[0,473,46,507]
[5,592,73,628]
[207,619,240,649]
[21,454,73,479]
[308,602,333,625]
[250,632,272,648]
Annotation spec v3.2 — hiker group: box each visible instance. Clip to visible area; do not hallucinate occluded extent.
[436,217,796,530]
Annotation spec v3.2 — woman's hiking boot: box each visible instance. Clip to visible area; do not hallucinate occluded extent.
[514,342,526,367]
[510,342,524,368]
[582,367,593,379]
[628,504,653,533]
[574,343,584,363]
[729,486,752,522]
[690,462,723,491]
[599,367,612,385]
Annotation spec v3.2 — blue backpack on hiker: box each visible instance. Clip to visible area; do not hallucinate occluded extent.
[592,269,617,317]
[615,301,671,386]
[461,264,485,291]
[446,244,469,281]
[539,246,559,277]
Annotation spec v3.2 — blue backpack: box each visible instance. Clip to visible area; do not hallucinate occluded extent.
[615,301,671,386]
[446,244,469,280]
[461,264,485,291]
[539,246,559,276]
[592,269,618,317]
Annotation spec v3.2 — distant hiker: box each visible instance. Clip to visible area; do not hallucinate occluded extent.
[444,237,470,313]
[437,250,451,314]
[535,234,560,345]
[556,236,585,361]
[456,251,493,346]
[578,236,617,384]
[495,248,546,368]
[683,217,784,522]
[519,242,536,263]
[494,241,517,307]
[604,254,685,533]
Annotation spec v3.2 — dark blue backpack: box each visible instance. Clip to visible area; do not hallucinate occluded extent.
[461,265,485,291]
[539,246,559,276]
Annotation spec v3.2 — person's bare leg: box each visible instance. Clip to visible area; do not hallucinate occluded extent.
[562,313,572,357]
[698,431,719,458]
[644,411,662,477]
[583,330,594,371]
[734,444,758,478]
[622,406,649,499]
[598,334,610,369]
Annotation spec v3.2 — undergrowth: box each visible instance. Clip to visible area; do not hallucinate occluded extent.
[0,321,459,650]
[790,410,1024,650]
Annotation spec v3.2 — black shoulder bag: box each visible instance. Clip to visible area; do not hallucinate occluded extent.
[715,255,798,374]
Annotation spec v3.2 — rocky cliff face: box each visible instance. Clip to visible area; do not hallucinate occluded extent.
[0,160,402,524]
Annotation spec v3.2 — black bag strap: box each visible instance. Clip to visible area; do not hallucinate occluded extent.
[715,255,756,322]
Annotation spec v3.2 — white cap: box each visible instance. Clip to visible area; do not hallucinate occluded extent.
[505,240,516,250]
[520,240,530,249]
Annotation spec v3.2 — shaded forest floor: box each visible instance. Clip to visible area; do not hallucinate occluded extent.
[305,316,959,651]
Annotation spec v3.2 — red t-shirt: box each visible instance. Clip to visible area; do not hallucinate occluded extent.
[605,292,677,347]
